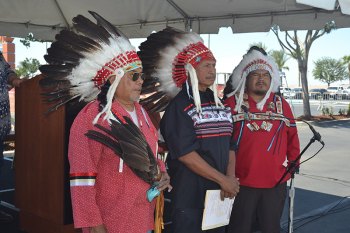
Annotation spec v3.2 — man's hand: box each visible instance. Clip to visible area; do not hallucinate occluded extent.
[11,77,26,87]
[8,73,27,89]
[156,172,172,192]
[179,151,239,199]
[90,225,107,233]
[219,175,239,200]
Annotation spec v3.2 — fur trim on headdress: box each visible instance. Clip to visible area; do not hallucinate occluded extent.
[225,49,280,112]
[39,11,141,121]
[138,27,219,113]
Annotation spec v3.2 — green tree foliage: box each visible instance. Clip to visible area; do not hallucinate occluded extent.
[342,55,350,71]
[15,58,41,78]
[269,50,290,71]
[313,57,348,87]
[19,33,44,48]
[271,21,336,119]
[269,50,290,87]
[342,55,350,83]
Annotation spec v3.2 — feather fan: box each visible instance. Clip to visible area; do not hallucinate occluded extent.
[85,115,160,184]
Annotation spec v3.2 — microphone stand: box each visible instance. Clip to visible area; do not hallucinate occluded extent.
[241,112,324,233]
[276,135,317,233]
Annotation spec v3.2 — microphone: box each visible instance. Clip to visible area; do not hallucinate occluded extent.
[306,123,325,146]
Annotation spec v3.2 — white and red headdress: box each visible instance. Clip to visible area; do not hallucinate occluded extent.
[225,48,280,112]
[138,27,221,113]
[40,11,142,123]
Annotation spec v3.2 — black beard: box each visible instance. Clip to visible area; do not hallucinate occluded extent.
[253,89,268,96]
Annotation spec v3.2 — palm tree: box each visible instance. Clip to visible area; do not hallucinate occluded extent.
[269,50,290,71]
[269,50,290,86]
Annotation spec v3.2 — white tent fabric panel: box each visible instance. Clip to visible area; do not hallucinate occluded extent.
[0,0,349,40]
[297,0,350,14]
[296,0,337,10]
[339,0,350,14]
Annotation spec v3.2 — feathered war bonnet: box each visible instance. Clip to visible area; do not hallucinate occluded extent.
[225,47,280,112]
[39,11,142,123]
[138,27,221,113]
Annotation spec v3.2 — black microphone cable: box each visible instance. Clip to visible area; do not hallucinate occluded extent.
[290,118,325,167]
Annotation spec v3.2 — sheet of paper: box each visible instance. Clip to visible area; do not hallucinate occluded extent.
[201,189,235,230]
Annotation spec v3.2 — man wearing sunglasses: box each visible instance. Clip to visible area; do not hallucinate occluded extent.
[112,69,145,111]
[40,12,171,233]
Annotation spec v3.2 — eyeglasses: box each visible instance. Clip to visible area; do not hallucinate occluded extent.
[131,72,146,82]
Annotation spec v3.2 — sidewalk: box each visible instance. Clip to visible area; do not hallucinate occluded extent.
[280,119,350,233]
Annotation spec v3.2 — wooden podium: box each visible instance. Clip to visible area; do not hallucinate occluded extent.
[14,77,82,233]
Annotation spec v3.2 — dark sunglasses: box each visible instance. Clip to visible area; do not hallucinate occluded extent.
[131,72,146,82]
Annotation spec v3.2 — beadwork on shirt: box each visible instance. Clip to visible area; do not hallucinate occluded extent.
[233,94,290,132]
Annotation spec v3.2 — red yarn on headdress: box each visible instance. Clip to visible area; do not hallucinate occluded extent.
[171,42,215,87]
[242,58,273,74]
[93,51,141,89]
[186,42,215,68]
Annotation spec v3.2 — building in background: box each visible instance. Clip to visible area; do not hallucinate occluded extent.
[0,36,15,68]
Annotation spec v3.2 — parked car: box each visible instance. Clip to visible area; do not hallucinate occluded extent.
[325,86,347,100]
[343,86,350,99]
[309,88,327,99]
[279,87,295,98]
[292,87,303,99]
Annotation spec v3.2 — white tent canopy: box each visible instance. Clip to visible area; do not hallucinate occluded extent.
[0,0,350,40]
[297,0,350,14]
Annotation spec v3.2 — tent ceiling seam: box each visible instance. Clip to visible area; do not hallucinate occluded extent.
[166,0,189,18]
[166,0,190,30]
[0,21,63,30]
[116,8,345,28]
[53,0,70,29]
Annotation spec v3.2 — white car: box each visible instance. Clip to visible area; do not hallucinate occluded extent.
[343,86,350,99]
[279,87,296,98]
[325,86,347,100]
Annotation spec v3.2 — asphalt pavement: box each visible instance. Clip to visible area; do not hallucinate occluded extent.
[280,118,350,233]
